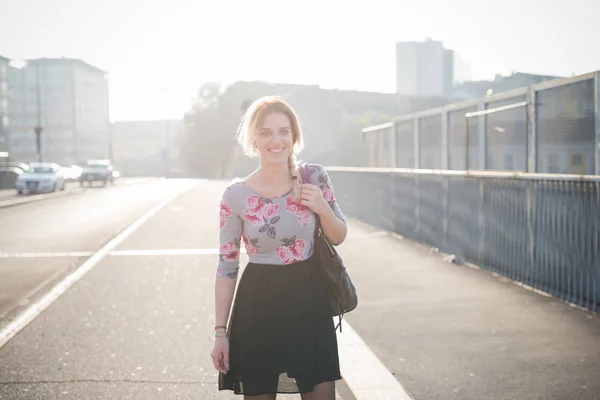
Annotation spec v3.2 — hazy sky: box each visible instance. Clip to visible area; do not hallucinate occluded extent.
[1,0,598,121]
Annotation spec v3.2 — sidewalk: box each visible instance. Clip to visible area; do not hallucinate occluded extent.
[338,219,600,400]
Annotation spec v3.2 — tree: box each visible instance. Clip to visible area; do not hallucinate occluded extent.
[178,82,237,178]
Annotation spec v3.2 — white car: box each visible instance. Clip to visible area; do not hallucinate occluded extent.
[15,162,66,194]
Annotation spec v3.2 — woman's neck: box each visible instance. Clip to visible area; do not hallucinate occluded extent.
[257,163,291,184]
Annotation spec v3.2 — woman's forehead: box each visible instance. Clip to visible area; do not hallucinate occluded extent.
[260,112,291,128]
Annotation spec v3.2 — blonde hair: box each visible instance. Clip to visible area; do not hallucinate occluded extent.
[237,96,305,199]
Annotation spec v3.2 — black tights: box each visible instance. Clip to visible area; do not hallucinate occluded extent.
[243,381,335,400]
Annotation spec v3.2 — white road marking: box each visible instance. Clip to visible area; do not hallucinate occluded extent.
[0,251,95,258]
[110,248,224,256]
[0,249,246,258]
[0,183,197,349]
[337,321,414,400]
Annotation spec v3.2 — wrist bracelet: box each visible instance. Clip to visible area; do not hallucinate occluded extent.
[214,331,228,337]
[215,325,227,331]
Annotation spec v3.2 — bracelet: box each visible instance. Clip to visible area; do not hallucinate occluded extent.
[214,331,228,337]
[214,325,227,331]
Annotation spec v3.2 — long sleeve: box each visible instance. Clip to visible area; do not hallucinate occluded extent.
[217,187,242,280]
[312,164,346,224]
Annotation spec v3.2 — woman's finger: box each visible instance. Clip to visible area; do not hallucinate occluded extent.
[211,352,221,372]
[223,350,230,372]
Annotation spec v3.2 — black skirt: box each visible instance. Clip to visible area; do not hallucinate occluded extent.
[218,254,342,396]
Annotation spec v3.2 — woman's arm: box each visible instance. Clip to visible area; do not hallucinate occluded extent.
[215,189,242,326]
[318,205,347,245]
[300,164,348,245]
[215,277,237,327]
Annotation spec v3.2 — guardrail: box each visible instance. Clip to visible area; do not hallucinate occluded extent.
[327,166,600,313]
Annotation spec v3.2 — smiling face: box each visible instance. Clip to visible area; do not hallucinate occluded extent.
[254,112,295,166]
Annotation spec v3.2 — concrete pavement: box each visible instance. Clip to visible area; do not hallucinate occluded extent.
[0,178,599,399]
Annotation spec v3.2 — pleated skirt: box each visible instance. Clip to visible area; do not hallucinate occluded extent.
[218,254,342,396]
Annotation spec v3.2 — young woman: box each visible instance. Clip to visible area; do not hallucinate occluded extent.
[212,96,348,400]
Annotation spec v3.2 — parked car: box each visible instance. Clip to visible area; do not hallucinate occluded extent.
[79,159,115,186]
[0,167,24,189]
[15,162,66,194]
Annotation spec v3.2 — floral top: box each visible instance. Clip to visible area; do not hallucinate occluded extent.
[217,163,346,280]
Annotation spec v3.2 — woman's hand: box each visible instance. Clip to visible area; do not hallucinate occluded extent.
[300,183,330,217]
[211,336,230,374]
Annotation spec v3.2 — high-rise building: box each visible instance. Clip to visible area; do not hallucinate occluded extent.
[396,39,471,97]
[7,57,110,165]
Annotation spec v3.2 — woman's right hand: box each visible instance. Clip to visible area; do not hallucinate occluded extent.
[211,336,230,374]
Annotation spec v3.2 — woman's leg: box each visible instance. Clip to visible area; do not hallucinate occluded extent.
[300,381,336,400]
[244,394,276,400]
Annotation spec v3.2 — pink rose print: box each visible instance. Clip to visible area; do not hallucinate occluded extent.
[291,240,306,258]
[261,203,278,221]
[242,195,280,238]
[276,246,295,264]
[277,236,307,264]
[220,201,232,228]
[242,235,260,255]
[243,209,263,227]
[219,241,239,262]
[322,184,335,203]
[286,197,312,226]
[246,195,261,212]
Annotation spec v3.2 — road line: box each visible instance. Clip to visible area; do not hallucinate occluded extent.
[0,183,197,349]
[0,249,245,258]
[110,248,221,256]
[0,251,95,258]
[337,321,414,400]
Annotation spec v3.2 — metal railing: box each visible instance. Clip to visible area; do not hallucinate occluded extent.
[362,71,600,176]
[328,167,600,313]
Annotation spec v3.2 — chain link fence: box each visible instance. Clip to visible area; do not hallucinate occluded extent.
[328,167,600,314]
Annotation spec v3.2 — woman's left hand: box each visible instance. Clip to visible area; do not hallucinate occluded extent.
[300,183,330,216]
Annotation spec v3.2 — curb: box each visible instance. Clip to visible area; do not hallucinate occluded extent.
[0,178,161,209]
[0,188,86,209]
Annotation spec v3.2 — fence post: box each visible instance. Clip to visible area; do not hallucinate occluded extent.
[390,122,397,168]
[595,71,600,175]
[478,99,486,169]
[441,110,449,169]
[527,87,538,173]
[414,118,420,169]
[478,180,485,264]
[526,183,536,284]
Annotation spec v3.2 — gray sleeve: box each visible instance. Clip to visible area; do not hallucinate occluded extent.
[216,186,242,280]
[310,164,346,223]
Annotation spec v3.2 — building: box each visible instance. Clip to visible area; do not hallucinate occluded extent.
[444,49,472,96]
[6,57,110,165]
[396,39,471,97]
[110,119,183,176]
[0,55,9,152]
[452,72,563,99]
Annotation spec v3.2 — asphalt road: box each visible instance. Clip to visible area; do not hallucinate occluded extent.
[0,179,349,400]
[0,178,599,400]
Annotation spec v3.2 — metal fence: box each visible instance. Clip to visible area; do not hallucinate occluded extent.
[328,167,600,314]
[363,71,600,176]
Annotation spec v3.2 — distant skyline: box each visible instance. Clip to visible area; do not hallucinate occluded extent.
[1,0,599,121]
